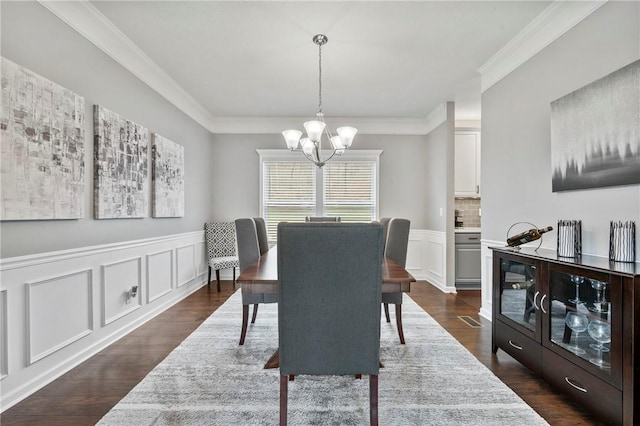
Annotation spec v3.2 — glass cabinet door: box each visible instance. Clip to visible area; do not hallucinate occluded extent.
[498,257,539,335]
[546,267,621,384]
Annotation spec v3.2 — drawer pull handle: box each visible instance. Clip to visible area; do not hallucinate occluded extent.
[508,340,523,350]
[564,377,587,393]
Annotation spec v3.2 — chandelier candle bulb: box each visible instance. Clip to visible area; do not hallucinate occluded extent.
[506,226,553,247]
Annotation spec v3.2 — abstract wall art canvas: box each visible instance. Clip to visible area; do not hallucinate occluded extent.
[151,133,184,217]
[93,105,148,219]
[0,57,85,220]
[551,59,640,192]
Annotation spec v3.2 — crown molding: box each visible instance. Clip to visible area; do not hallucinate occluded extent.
[478,0,607,92]
[38,0,218,133]
[38,1,447,136]
[210,109,446,135]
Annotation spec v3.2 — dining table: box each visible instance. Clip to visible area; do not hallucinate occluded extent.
[236,245,416,368]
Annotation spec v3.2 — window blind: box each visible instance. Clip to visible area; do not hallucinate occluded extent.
[323,161,377,222]
[262,161,315,241]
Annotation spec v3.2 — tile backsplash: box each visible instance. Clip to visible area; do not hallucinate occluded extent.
[455,197,481,228]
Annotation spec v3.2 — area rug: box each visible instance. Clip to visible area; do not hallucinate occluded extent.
[98,291,548,425]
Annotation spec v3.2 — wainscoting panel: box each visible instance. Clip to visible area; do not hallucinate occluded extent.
[0,231,206,412]
[0,290,7,380]
[102,257,142,326]
[176,244,196,288]
[405,229,452,292]
[480,239,503,321]
[146,249,174,303]
[195,241,207,277]
[26,269,93,365]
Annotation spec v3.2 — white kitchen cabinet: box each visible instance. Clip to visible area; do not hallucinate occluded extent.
[455,130,481,197]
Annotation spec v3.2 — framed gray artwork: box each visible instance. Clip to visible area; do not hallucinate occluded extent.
[93,105,148,219]
[551,59,640,192]
[0,57,85,220]
[151,133,184,217]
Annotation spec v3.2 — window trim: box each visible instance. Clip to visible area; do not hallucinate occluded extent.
[257,149,382,219]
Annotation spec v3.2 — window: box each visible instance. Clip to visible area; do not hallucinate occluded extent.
[259,149,381,242]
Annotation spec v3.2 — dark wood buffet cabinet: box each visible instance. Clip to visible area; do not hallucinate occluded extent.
[491,247,638,425]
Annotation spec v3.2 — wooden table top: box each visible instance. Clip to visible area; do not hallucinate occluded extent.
[237,246,416,285]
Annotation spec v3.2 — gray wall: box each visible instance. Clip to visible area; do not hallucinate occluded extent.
[0,2,214,258]
[422,104,455,232]
[209,133,435,228]
[482,1,640,257]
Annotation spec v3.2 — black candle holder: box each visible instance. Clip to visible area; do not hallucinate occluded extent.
[557,220,582,258]
[609,221,635,263]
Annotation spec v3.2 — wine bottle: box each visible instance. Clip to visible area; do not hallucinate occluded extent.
[507,226,553,247]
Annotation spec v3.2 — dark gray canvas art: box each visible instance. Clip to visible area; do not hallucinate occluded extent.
[93,105,148,219]
[551,59,640,192]
[151,133,184,217]
[0,57,85,220]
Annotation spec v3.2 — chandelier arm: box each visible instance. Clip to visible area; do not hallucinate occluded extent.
[302,150,318,165]
[323,149,338,164]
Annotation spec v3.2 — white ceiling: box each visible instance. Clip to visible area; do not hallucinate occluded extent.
[85,0,552,128]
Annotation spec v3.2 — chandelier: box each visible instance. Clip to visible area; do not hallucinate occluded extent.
[282,34,357,168]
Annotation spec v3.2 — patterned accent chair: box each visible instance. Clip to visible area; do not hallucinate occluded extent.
[205,222,240,292]
[305,216,341,222]
[381,218,411,344]
[277,222,383,426]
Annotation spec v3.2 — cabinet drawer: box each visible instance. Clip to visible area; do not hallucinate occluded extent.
[455,233,481,244]
[542,350,622,424]
[495,320,541,375]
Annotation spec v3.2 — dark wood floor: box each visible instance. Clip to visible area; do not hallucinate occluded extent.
[2,281,606,425]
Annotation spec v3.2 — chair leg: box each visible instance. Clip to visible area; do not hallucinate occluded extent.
[216,269,221,292]
[370,374,379,426]
[280,374,288,426]
[207,267,211,287]
[240,305,249,345]
[251,304,259,324]
[383,303,391,322]
[395,304,405,344]
[233,267,236,288]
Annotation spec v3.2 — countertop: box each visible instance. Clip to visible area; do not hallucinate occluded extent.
[455,227,481,233]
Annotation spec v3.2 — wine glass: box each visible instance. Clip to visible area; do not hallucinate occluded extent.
[588,319,611,367]
[568,274,584,305]
[589,279,607,313]
[565,312,588,355]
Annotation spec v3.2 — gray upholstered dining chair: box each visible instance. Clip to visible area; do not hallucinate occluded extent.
[235,218,278,345]
[379,217,391,249]
[305,216,341,222]
[277,222,383,426]
[382,218,411,344]
[205,222,240,292]
[253,217,270,255]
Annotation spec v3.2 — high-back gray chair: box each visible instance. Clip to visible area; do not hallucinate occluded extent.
[382,218,411,344]
[305,216,341,222]
[379,217,391,252]
[235,218,278,345]
[278,222,383,425]
[205,222,240,292]
[253,217,269,255]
